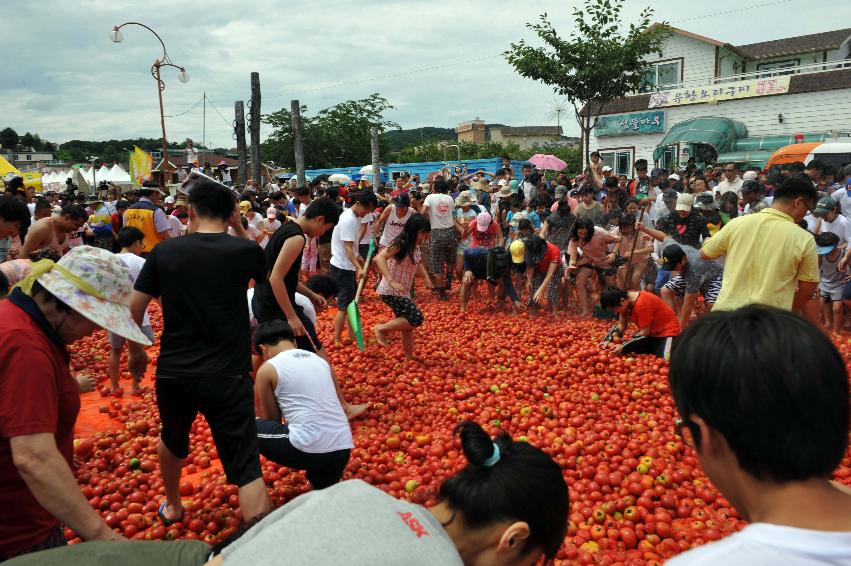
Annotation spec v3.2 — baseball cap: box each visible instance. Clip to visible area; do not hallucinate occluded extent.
[508,179,520,193]
[266,206,278,218]
[741,180,763,195]
[602,165,613,173]
[509,239,526,264]
[816,232,840,255]
[814,196,837,216]
[660,244,686,271]
[239,200,252,213]
[675,193,694,212]
[651,168,668,178]
[662,189,679,203]
[694,193,717,210]
[554,185,568,196]
[393,192,410,207]
[476,211,492,232]
[164,195,175,204]
[742,170,758,181]
[668,173,680,182]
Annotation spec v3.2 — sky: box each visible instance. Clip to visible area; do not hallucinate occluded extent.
[4,0,850,149]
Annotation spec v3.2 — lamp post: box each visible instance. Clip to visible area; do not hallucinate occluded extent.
[111,22,188,187]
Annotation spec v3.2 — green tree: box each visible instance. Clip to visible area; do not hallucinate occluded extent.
[262,94,399,170]
[20,132,43,151]
[0,127,19,149]
[505,0,670,166]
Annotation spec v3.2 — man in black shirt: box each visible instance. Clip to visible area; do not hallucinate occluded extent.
[130,173,270,525]
[646,193,709,249]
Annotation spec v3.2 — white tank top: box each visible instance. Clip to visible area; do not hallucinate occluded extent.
[379,206,413,247]
[264,350,353,453]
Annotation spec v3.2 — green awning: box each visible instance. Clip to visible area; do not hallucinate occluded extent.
[731,133,835,152]
[715,150,774,168]
[653,117,748,162]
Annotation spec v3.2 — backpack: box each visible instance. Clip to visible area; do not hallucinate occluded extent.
[486,246,511,283]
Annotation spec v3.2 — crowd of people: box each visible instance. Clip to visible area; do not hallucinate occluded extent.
[0,152,850,564]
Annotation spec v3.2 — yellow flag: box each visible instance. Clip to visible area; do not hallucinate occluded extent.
[129,146,152,186]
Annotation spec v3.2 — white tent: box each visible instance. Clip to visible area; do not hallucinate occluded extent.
[105,164,131,184]
[81,167,93,181]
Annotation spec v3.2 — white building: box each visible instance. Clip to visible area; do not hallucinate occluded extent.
[586,26,851,176]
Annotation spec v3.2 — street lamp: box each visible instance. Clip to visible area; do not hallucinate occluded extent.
[111,22,188,187]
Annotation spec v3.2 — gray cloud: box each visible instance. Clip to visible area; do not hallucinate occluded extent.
[3,0,849,148]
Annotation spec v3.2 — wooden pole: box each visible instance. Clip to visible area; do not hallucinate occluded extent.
[250,72,261,185]
[291,100,305,187]
[370,125,380,191]
[235,101,248,187]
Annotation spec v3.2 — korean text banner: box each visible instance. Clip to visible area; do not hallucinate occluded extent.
[648,76,791,109]
[596,111,665,137]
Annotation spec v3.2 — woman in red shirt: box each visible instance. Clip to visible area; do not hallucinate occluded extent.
[600,286,680,359]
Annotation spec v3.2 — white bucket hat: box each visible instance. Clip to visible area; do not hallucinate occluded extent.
[19,246,153,345]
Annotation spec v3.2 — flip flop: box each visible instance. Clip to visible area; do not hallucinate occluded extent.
[157,501,180,526]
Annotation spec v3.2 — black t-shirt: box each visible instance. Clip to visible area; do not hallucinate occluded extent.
[134,232,267,378]
[253,222,306,322]
[655,211,710,249]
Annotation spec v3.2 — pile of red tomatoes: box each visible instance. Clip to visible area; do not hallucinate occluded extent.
[68,296,851,564]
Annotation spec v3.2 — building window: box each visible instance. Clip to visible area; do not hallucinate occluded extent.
[756,59,799,77]
[659,146,677,170]
[26,155,31,161]
[640,60,681,92]
[600,149,633,177]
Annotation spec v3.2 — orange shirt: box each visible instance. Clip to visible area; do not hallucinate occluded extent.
[629,292,680,337]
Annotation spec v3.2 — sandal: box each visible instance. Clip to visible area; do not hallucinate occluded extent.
[157,501,181,526]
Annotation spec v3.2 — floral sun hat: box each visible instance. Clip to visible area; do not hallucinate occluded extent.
[17,245,153,345]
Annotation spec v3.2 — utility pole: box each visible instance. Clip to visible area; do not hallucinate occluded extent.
[370,126,380,191]
[291,99,305,187]
[249,72,261,184]
[235,101,248,187]
[202,91,206,165]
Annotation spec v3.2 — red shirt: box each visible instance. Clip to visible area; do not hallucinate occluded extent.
[534,242,562,273]
[468,219,500,249]
[0,290,80,558]
[629,291,680,337]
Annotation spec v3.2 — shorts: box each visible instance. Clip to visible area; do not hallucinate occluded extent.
[821,288,844,302]
[529,264,564,306]
[255,419,350,490]
[654,269,672,293]
[621,335,676,360]
[156,374,261,487]
[663,274,722,304]
[330,264,356,310]
[108,325,155,349]
[318,242,332,272]
[428,228,457,274]
[842,280,851,300]
[380,294,424,326]
[251,297,323,353]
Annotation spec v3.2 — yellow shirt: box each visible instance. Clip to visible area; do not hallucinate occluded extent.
[701,208,819,311]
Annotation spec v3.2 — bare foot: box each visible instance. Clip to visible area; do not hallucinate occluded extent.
[374,326,389,346]
[405,355,424,363]
[345,402,369,420]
